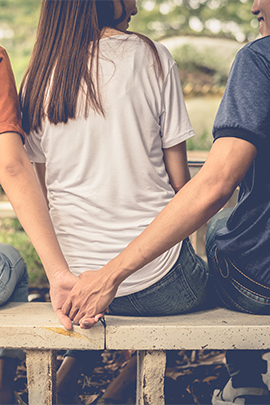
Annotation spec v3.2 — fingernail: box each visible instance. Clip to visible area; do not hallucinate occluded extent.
[82,321,90,326]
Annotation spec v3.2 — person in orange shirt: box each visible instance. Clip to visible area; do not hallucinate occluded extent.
[0,47,77,404]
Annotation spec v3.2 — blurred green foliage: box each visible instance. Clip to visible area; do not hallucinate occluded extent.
[0,0,41,85]
[131,0,257,42]
[0,0,259,86]
[173,43,230,87]
[187,129,213,151]
[0,218,48,286]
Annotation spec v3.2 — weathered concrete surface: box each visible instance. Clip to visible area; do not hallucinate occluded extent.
[2,302,270,405]
[26,349,56,405]
[105,308,270,350]
[0,302,104,350]
[137,350,166,405]
[2,303,270,352]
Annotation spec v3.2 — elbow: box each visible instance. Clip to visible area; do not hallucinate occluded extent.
[173,183,187,193]
[208,175,238,209]
[194,167,239,213]
[171,174,191,194]
[0,161,25,183]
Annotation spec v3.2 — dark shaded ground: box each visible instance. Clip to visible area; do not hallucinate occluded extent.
[15,349,227,405]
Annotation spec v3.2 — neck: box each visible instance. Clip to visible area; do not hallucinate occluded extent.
[101,27,126,38]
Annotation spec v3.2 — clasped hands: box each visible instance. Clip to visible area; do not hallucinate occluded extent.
[58,269,119,330]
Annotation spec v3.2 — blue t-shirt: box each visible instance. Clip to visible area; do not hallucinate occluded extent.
[213,36,270,286]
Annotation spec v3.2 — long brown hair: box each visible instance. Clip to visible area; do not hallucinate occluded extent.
[20,0,162,134]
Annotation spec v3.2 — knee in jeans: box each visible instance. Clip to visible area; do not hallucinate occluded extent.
[0,249,28,304]
[0,244,23,269]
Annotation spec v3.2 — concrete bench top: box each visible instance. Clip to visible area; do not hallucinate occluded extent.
[106,308,270,350]
[1,302,270,351]
[0,302,104,350]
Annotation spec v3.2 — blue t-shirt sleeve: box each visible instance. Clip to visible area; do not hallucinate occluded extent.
[213,41,270,149]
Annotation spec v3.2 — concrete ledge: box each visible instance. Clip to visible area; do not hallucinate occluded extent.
[0,302,104,350]
[1,302,270,405]
[105,308,270,351]
[1,303,270,352]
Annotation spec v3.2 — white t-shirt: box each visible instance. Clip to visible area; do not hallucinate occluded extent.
[24,34,194,297]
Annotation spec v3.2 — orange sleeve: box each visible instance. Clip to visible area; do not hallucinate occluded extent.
[0,47,24,138]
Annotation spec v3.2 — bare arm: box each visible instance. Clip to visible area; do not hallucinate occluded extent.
[163,141,190,193]
[62,137,257,326]
[0,132,78,329]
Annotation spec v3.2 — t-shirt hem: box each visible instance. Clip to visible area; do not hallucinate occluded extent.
[163,129,194,149]
[115,241,182,297]
[0,126,24,138]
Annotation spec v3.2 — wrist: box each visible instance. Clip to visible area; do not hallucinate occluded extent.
[45,264,72,284]
[103,248,143,287]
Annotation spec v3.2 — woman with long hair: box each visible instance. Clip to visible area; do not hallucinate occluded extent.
[20,0,210,401]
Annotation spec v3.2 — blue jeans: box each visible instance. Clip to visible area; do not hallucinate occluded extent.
[206,209,270,314]
[108,237,210,316]
[0,243,28,361]
[206,210,269,384]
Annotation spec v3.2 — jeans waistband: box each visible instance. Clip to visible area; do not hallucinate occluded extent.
[215,248,270,299]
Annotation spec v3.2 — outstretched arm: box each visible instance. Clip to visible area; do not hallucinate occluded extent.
[62,136,257,327]
[0,132,78,330]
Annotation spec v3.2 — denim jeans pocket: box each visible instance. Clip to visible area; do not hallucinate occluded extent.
[109,261,199,316]
[210,248,270,314]
[109,238,209,316]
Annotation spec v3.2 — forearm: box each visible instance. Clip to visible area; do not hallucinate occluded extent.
[164,142,191,193]
[107,169,230,285]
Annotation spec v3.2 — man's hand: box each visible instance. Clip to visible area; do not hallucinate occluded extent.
[49,271,79,330]
[62,269,119,328]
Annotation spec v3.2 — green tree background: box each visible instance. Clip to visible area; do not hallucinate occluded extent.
[0,0,258,85]
[0,0,40,84]
[132,0,258,42]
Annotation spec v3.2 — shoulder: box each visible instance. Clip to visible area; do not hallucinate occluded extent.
[127,34,176,66]
[0,46,9,63]
[225,36,270,85]
[133,37,176,75]
[244,35,270,54]
[0,46,7,56]
[153,41,174,59]
[235,36,270,66]
[154,41,176,68]
[0,46,12,74]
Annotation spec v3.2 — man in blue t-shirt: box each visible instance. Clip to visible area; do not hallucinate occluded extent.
[205,1,270,403]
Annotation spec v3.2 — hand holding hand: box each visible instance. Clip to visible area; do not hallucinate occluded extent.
[62,268,119,328]
[49,271,79,330]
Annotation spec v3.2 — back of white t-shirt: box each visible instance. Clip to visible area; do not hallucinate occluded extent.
[24,34,194,296]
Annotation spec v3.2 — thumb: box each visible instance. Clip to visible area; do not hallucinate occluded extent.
[56,310,73,330]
